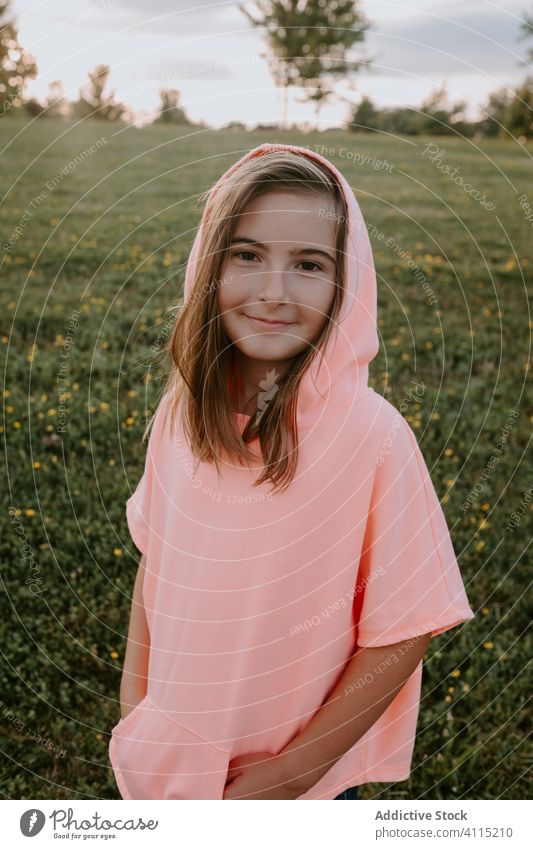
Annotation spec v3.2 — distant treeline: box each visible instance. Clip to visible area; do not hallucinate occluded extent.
[347,82,533,140]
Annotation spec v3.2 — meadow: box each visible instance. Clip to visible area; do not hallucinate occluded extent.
[0,117,530,799]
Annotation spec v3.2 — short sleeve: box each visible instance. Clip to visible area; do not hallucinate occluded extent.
[355,414,476,647]
[125,396,168,556]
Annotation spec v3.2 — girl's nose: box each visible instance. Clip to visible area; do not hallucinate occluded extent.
[257,268,290,302]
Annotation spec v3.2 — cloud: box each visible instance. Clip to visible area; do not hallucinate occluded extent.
[113,0,244,35]
[366,1,529,76]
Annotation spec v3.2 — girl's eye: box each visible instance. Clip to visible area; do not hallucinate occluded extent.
[234,250,259,262]
[298,261,322,273]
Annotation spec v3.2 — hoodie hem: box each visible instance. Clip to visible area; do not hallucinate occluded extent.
[297,765,412,799]
[109,735,133,800]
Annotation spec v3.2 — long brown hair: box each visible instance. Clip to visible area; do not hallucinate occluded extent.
[144,150,348,494]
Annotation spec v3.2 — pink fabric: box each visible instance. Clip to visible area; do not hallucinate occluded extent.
[109,143,475,800]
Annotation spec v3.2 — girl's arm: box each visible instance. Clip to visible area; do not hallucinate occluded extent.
[277,632,432,795]
[119,553,150,720]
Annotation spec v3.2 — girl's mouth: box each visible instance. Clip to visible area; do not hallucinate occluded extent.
[243,313,296,330]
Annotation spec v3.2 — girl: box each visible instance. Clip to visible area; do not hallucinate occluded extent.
[109,142,475,800]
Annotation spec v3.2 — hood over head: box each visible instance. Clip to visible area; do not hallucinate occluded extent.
[183,142,379,428]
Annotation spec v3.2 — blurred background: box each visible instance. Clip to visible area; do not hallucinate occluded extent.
[0,0,531,800]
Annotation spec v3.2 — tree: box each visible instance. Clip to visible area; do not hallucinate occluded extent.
[476,86,513,138]
[349,94,379,131]
[44,80,69,119]
[518,7,533,63]
[239,0,372,128]
[506,76,533,139]
[376,106,421,136]
[23,97,44,117]
[508,8,533,138]
[0,0,37,117]
[72,64,126,121]
[154,88,190,124]
[416,85,470,135]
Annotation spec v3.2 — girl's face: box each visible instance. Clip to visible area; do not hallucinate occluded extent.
[218,190,339,380]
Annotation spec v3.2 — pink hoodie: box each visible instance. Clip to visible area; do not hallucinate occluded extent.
[109,142,475,800]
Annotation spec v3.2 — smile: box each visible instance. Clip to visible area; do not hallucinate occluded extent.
[243,313,296,329]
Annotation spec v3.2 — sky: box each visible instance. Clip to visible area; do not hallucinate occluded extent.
[11,0,533,128]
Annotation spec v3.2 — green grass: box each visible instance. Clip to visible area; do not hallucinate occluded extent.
[0,118,531,800]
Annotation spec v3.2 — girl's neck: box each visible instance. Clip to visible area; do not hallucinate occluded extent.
[230,354,289,417]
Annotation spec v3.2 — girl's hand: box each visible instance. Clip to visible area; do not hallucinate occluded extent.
[223,750,303,800]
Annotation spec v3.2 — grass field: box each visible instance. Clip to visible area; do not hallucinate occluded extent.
[0,118,531,800]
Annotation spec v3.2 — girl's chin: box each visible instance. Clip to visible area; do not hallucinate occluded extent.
[237,343,297,358]
[233,339,305,361]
